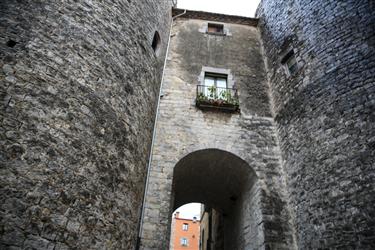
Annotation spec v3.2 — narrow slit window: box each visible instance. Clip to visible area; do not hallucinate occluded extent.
[281,50,298,76]
[207,23,224,34]
[151,31,161,54]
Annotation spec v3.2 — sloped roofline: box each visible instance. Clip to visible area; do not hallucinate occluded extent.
[172,8,258,26]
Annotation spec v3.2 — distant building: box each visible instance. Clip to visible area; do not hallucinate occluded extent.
[199,205,224,250]
[170,212,200,250]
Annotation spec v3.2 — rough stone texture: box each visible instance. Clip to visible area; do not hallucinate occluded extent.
[0,0,172,249]
[257,0,375,249]
[140,16,296,250]
[2,1,372,249]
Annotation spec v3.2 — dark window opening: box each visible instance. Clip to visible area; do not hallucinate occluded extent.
[281,49,298,76]
[207,23,224,35]
[6,40,17,48]
[151,31,161,54]
[229,195,237,201]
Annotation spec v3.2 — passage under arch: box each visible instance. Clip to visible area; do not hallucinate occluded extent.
[172,148,257,215]
[171,148,260,249]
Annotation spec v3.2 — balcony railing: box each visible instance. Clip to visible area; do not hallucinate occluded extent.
[196,85,239,112]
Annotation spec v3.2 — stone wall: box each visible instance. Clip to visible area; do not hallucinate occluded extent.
[257,0,375,249]
[0,0,172,249]
[140,15,296,250]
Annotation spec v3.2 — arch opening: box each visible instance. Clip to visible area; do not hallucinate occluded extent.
[170,149,260,250]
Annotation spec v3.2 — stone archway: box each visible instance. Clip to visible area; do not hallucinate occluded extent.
[171,149,262,249]
[172,149,257,213]
[140,148,265,249]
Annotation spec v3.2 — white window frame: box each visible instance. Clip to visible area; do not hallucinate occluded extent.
[203,73,228,99]
[180,237,188,246]
[281,49,299,76]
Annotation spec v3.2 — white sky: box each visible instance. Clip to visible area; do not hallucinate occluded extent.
[174,203,202,220]
[177,0,262,17]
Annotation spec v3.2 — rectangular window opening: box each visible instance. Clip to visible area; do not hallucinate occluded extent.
[180,237,188,246]
[182,223,189,231]
[281,50,298,76]
[207,23,224,34]
[203,73,228,99]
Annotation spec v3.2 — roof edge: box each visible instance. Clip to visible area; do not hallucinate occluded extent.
[172,8,258,26]
[175,217,201,222]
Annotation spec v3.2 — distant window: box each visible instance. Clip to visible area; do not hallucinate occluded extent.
[180,237,188,246]
[182,223,189,231]
[152,31,161,54]
[204,73,228,99]
[281,49,298,76]
[207,23,224,35]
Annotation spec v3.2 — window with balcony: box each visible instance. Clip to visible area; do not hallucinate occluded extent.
[196,72,239,112]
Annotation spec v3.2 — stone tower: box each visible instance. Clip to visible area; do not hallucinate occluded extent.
[139,9,296,250]
[1,0,173,249]
[140,1,375,249]
[257,0,375,249]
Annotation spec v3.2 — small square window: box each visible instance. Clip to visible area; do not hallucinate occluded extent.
[182,223,189,231]
[281,50,298,76]
[180,237,188,246]
[207,23,224,35]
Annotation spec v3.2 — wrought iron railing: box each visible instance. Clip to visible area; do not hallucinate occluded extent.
[196,85,239,111]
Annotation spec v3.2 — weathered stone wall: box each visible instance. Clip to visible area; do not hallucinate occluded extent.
[140,15,296,250]
[0,0,172,249]
[257,0,375,249]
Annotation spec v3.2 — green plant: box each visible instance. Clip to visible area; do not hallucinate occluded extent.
[197,92,208,102]
[197,86,239,110]
[219,90,233,102]
[207,86,217,99]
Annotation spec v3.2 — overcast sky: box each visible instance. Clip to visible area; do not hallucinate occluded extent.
[174,203,202,220]
[177,0,262,17]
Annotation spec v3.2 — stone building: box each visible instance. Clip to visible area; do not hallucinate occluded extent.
[200,206,225,250]
[139,9,295,250]
[1,0,174,249]
[257,1,375,248]
[1,0,374,250]
[170,212,200,250]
